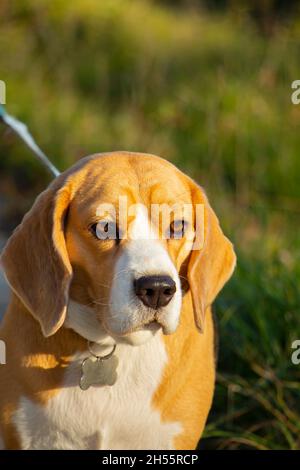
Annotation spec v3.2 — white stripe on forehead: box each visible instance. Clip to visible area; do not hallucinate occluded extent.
[127,203,157,240]
[115,205,180,295]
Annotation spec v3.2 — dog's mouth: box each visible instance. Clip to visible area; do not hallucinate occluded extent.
[98,300,179,342]
[99,314,168,343]
[142,319,176,335]
[137,320,161,333]
[106,320,176,342]
[103,318,161,336]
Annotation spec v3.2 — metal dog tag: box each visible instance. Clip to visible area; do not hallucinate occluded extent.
[80,355,119,390]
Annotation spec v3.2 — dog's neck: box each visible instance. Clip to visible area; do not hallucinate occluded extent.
[64,300,116,355]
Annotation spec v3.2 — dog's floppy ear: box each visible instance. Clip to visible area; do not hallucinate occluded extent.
[1,179,73,337]
[187,182,236,333]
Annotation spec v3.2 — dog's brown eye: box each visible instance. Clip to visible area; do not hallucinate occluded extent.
[169,220,187,239]
[89,221,120,242]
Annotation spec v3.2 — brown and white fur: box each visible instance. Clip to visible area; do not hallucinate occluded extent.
[0,152,236,450]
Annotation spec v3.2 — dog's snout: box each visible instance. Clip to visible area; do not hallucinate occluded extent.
[134,275,176,309]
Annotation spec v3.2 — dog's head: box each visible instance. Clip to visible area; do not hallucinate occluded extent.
[1,152,236,344]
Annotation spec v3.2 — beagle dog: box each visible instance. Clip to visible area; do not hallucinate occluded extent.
[0,152,236,450]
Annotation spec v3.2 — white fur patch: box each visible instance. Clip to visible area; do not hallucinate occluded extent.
[65,300,161,348]
[65,301,114,346]
[108,207,182,336]
[13,332,181,450]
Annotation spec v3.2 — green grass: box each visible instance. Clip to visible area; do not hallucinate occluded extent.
[204,248,300,449]
[0,0,299,449]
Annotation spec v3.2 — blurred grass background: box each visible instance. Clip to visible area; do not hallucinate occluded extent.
[0,0,300,449]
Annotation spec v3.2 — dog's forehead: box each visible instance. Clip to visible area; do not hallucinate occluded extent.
[72,153,192,213]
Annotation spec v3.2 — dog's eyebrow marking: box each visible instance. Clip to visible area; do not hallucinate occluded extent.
[149,184,191,206]
[119,186,138,206]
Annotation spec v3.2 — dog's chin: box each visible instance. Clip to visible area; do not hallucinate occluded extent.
[66,300,177,348]
[104,321,162,346]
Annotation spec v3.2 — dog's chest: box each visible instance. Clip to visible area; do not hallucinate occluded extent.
[13,335,181,449]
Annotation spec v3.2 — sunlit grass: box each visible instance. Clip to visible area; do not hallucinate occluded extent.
[203,249,300,449]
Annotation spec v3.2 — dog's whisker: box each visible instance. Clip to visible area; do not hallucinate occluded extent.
[94,281,111,289]
[112,269,132,280]
[92,299,112,307]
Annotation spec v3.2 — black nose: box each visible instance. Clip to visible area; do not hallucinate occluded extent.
[134,275,176,309]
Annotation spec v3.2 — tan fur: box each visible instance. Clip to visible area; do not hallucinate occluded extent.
[0,152,236,449]
[154,297,216,450]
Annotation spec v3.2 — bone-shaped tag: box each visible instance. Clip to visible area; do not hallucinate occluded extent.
[80,355,119,390]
